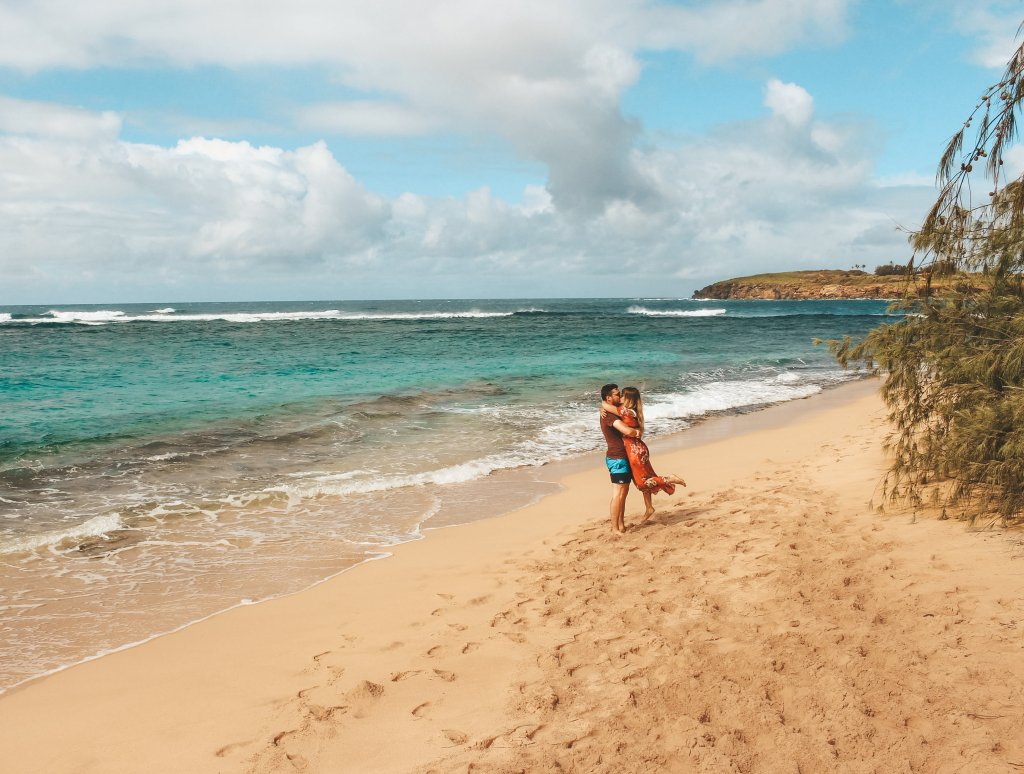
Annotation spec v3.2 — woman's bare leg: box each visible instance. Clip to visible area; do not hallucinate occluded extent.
[664,474,687,487]
[640,489,656,524]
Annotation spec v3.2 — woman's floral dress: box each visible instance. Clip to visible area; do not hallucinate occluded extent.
[619,408,675,495]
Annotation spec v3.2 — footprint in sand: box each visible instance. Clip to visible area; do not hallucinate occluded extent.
[461,641,480,654]
[433,668,457,682]
[442,729,469,745]
[426,645,445,658]
[390,670,422,682]
[411,701,431,718]
[346,680,385,719]
[214,740,253,758]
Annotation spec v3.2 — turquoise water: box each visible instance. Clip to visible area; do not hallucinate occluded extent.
[0,297,892,689]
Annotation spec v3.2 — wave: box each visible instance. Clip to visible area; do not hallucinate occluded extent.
[1,309,525,325]
[647,378,826,421]
[1,513,125,554]
[265,370,851,505]
[628,306,727,317]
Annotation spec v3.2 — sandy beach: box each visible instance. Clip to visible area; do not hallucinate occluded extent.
[2,379,1023,773]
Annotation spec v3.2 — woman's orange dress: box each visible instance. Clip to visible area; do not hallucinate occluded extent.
[619,409,675,495]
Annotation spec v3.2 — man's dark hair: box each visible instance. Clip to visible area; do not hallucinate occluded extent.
[600,383,619,400]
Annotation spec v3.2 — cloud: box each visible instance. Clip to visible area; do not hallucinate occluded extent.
[764,79,814,126]
[953,1,1023,69]
[0,95,122,141]
[297,100,443,137]
[0,86,934,301]
[0,126,389,285]
[0,0,855,214]
[634,0,850,64]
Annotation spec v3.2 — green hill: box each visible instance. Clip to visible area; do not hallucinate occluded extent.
[692,269,981,300]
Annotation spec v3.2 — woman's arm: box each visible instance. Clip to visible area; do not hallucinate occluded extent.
[612,418,641,438]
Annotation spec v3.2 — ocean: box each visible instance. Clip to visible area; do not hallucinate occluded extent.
[0,297,894,690]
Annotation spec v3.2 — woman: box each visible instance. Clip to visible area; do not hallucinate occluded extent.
[617,386,687,523]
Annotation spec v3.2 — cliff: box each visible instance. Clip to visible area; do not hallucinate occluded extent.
[692,270,980,300]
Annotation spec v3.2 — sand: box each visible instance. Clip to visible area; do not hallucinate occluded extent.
[2,380,1023,773]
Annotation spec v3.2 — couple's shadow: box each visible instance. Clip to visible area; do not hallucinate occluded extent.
[631,505,703,531]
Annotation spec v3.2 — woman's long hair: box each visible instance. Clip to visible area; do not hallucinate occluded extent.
[621,386,644,435]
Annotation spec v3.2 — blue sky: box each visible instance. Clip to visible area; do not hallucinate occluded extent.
[0,0,1020,303]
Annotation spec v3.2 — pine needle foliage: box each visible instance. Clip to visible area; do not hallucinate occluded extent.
[828,31,1024,525]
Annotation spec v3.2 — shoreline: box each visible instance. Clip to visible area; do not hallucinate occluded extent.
[4,378,1022,772]
[0,379,869,696]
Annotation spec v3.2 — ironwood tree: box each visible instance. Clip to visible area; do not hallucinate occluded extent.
[829,31,1024,524]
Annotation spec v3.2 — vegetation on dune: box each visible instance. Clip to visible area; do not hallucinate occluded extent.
[829,31,1024,525]
[692,268,981,299]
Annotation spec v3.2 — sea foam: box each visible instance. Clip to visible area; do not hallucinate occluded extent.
[627,306,727,317]
[2,309,524,325]
[2,513,125,555]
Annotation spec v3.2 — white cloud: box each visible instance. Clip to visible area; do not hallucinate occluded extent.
[0,91,934,300]
[954,1,1023,69]
[298,100,443,137]
[0,0,855,214]
[0,95,122,141]
[635,0,849,64]
[764,79,814,126]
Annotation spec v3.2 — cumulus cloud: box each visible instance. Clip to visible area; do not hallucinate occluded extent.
[0,95,122,141]
[764,79,814,126]
[0,121,389,287]
[954,1,1023,69]
[297,100,443,137]
[633,0,849,64]
[0,88,932,300]
[0,0,855,215]
[1,1,961,301]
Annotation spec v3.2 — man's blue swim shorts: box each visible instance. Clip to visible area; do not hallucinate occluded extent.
[606,457,631,484]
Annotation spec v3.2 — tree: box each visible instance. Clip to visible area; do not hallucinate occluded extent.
[829,30,1024,524]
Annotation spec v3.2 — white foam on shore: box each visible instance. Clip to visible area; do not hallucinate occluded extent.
[268,371,849,504]
[649,379,822,420]
[2,513,125,555]
[2,309,524,325]
[628,306,727,317]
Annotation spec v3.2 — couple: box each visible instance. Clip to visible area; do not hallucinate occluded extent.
[600,384,686,534]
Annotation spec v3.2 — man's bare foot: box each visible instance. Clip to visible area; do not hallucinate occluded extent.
[640,507,656,524]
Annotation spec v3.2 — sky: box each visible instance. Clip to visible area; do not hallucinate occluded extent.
[0,0,1022,304]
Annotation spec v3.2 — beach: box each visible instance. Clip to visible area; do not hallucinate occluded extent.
[0,298,887,691]
[2,379,1023,773]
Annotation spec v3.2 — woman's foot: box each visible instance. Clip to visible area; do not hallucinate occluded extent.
[640,507,656,524]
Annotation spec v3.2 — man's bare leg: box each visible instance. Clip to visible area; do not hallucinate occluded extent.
[610,483,629,533]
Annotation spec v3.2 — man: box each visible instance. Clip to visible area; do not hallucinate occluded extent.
[600,383,642,533]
